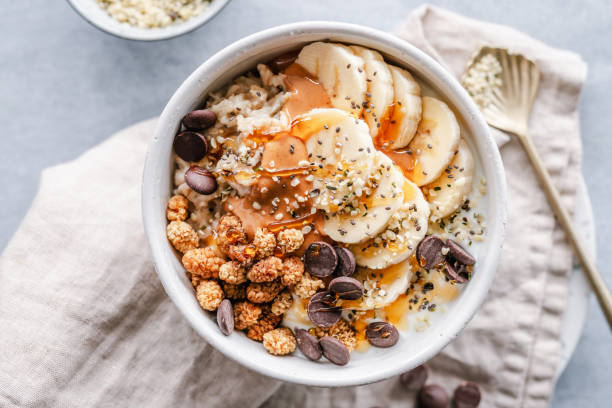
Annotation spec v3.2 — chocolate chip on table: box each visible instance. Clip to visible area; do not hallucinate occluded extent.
[307,291,341,327]
[333,246,356,277]
[216,299,234,336]
[173,131,208,162]
[453,382,481,408]
[295,329,323,361]
[305,241,338,277]
[268,50,300,73]
[365,321,399,348]
[445,239,476,265]
[444,260,468,283]
[185,165,218,195]
[419,384,449,408]
[416,236,446,269]
[319,336,350,366]
[329,277,363,300]
[182,109,217,130]
[400,364,429,391]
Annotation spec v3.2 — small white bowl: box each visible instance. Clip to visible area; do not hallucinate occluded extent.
[67,0,230,41]
[142,22,507,386]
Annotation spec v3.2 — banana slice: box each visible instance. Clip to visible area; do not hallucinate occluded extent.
[424,139,475,219]
[406,96,461,186]
[350,179,430,269]
[296,42,367,115]
[376,66,423,150]
[320,152,405,244]
[302,108,374,168]
[338,261,413,310]
[349,46,394,139]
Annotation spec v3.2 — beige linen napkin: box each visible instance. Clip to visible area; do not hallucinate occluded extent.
[0,5,586,408]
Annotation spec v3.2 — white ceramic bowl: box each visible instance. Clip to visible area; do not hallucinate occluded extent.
[142,21,507,386]
[67,0,230,41]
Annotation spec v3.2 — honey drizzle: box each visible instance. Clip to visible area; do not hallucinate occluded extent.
[349,256,461,353]
[246,111,346,146]
[371,103,424,182]
[266,212,317,233]
[257,166,310,177]
[373,103,401,149]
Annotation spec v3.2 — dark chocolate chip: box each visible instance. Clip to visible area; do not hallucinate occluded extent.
[185,165,217,195]
[307,291,341,327]
[446,239,476,265]
[329,277,363,300]
[182,109,217,130]
[366,321,399,348]
[400,364,429,391]
[216,299,234,336]
[334,247,356,277]
[295,329,322,361]
[268,50,300,73]
[453,382,481,408]
[173,131,208,162]
[444,260,468,283]
[419,384,449,408]
[305,242,338,277]
[416,236,446,269]
[319,336,350,366]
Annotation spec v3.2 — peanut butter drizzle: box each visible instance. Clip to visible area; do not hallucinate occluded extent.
[226,135,331,254]
[283,63,332,120]
[245,63,331,146]
[226,135,313,240]
[227,66,341,248]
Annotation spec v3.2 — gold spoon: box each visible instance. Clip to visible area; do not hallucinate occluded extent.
[462,46,612,329]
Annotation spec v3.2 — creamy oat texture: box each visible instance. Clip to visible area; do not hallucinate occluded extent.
[174,64,289,239]
[96,0,210,29]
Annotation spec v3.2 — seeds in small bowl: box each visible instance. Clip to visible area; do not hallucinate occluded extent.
[95,0,211,29]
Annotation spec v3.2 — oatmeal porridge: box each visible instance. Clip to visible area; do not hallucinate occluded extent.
[165,42,486,365]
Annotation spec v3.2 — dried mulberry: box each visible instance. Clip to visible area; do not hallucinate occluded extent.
[247,257,283,282]
[167,221,199,253]
[182,247,224,279]
[263,328,297,355]
[196,280,224,311]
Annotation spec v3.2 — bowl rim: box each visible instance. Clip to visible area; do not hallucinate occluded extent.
[66,0,231,41]
[142,21,507,386]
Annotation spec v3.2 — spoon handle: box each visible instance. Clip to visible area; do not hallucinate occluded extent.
[516,131,612,329]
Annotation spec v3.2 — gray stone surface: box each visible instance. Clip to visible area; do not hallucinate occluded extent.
[1,0,610,406]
